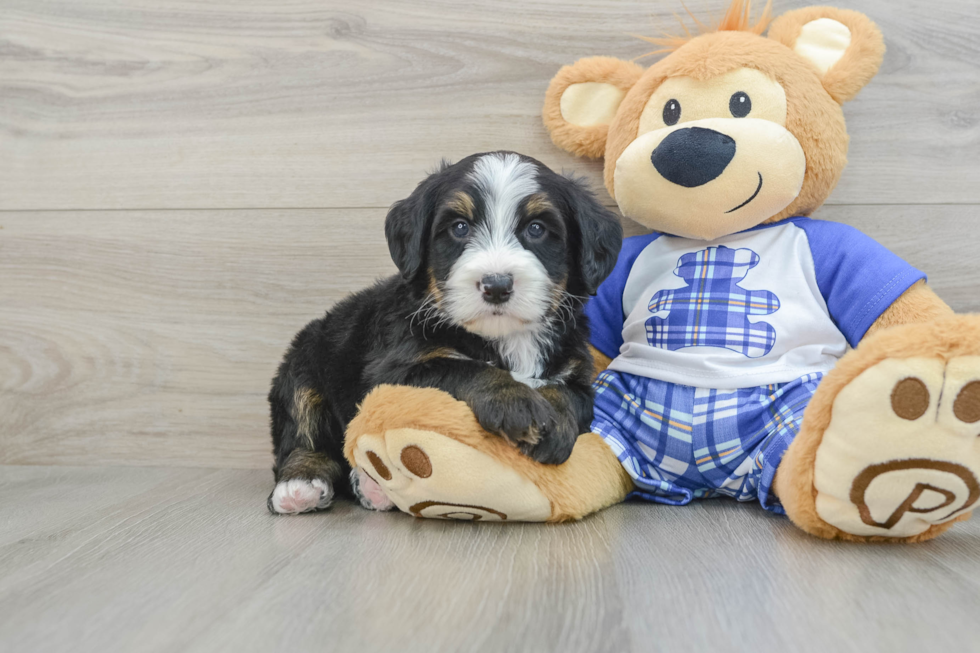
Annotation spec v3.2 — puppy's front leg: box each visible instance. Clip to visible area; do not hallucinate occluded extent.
[381,358,559,454]
[518,381,593,464]
[463,369,562,453]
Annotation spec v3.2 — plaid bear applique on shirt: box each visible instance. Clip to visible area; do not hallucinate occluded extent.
[645,245,780,358]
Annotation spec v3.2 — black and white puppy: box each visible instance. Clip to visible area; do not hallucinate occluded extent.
[267,151,623,514]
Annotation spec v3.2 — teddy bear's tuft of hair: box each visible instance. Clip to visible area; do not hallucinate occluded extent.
[636,0,773,58]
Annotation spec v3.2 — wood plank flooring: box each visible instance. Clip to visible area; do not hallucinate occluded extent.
[1,465,979,653]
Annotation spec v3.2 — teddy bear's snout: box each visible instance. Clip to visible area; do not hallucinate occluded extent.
[650,126,736,188]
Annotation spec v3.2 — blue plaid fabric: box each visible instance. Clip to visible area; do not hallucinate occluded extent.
[646,245,781,358]
[592,369,823,513]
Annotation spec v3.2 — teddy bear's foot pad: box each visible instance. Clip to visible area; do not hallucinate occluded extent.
[814,356,980,538]
[350,427,553,521]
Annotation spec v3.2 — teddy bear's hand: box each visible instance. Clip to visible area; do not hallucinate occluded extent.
[467,383,562,460]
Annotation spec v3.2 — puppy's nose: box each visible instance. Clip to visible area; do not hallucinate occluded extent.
[480,274,513,304]
[651,127,736,188]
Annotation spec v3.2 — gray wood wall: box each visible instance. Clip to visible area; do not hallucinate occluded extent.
[2,0,978,469]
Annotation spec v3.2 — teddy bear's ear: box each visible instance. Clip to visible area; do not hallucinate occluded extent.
[768,7,885,104]
[543,56,645,159]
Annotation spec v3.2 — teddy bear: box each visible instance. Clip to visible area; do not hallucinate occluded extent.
[343,0,980,542]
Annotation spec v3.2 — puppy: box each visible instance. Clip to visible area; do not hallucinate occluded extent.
[267,151,623,514]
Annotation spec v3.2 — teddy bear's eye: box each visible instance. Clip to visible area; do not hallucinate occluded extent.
[729,91,751,118]
[663,99,681,126]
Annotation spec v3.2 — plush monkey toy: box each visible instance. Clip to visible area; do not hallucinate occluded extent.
[345,1,980,542]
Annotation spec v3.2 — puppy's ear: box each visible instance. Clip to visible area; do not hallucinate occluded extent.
[385,178,437,281]
[560,175,623,295]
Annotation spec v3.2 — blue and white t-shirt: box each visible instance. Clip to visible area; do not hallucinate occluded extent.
[585,217,925,389]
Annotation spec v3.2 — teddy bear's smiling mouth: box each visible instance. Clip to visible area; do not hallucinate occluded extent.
[725,172,764,214]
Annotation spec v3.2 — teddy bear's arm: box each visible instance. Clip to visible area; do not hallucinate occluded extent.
[864,280,954,338]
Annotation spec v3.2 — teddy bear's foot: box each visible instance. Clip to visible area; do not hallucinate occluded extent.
[813,356,980,538]
[344,385,634,522]
[348,427,554,521]
[779,317,980,542]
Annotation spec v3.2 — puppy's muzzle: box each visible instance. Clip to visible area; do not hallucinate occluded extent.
[480,273,514,305]
[651,127,736,188]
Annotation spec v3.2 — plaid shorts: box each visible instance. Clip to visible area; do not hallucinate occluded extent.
[592,369,824,514]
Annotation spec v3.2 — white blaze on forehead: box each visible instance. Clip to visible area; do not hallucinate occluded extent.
[440,152,554,384]
[467,153,540,243]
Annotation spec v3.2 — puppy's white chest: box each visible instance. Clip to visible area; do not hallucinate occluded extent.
[497,331,546,388]
[510,372,546,388]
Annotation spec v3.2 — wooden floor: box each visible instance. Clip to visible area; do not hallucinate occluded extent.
[2,465,979,653]
[2,0,980,651]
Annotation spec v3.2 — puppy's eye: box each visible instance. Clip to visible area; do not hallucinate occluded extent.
[729,91,751,118]
[525,222,546,240]
[450,220,470,239]
[663,99,681,126]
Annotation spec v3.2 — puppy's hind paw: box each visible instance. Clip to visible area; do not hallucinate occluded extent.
[267,478,334,515]
[350,468,396,512]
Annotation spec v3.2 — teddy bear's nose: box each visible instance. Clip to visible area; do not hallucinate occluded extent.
[651,127,736,188]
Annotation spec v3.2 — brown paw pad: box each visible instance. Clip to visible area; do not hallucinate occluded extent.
[400,445,432,478]
[953,381,980,424]
[365,450,391,481]
[890,377,930,421]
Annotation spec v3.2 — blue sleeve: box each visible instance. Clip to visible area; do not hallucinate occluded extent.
[584,232,661,359]
[793,219,926,347]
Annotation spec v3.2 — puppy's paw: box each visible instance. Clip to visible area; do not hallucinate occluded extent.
[267,478,334,515]
[471,386,558,449]
[350,467,396,512]
[520,421,580,465]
